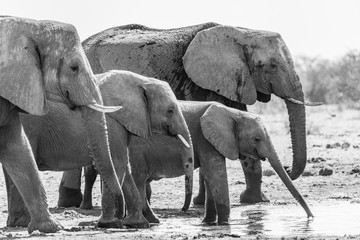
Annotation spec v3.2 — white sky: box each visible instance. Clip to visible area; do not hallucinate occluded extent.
[2,0,359,60]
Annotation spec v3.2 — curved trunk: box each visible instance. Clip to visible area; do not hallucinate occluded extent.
[80,106,124,212]
[267,140,313,218]
[285,97,307,180]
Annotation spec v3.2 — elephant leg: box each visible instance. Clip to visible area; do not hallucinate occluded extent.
[239,157,269,203]
[145,182,152,204]
[134,177,159,224]
[3,167,30,227]
[80,164,98,210]
[97,154,126,228]
[122,166,150,228]
[0,116,63,233]
[58,168,83,208]
[193,168,206,205]
[202,180,217,224]
[202,156,230,225]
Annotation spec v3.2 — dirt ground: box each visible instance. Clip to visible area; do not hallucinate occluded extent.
[1,104,360,239]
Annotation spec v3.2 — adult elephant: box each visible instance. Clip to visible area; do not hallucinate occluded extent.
[81,23,312,204]
[18,70,193,227]
[0,16,122,233]
[79,101,314,224]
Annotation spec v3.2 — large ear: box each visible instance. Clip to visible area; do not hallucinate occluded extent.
[200,104,239,160]
[183,25,257,105]
[0,17,47,115]
[98,71,151,138]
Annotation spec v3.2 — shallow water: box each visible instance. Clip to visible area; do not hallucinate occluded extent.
[153,201,360,236]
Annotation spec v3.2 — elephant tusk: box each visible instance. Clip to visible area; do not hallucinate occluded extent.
[177,134,191,148]
[87,103,122,113]
[286,98,323,106]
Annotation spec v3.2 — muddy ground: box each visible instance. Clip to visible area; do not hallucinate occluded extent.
[1,104,360,239]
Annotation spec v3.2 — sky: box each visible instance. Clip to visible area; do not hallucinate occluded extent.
[2,0,359,60]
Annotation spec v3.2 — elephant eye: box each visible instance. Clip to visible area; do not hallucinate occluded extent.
[167,109,174,117]
[270,64,278,70]
[70,64,79,73]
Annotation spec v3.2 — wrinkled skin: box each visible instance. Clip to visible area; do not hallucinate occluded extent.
[0,17,122,233]
[20,70,193,228]
[82,23,308,204]
[75,101,313,224]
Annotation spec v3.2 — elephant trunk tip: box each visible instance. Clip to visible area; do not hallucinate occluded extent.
[288,165,306,180]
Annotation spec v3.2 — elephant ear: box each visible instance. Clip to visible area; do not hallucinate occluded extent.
[200,104,239,160]
[98,71,151,138]
[0,18,47,115]
[183,25,257,105]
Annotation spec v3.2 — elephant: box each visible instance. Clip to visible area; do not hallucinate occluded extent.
[16,70,193,228]
[0,16,123,233]
[73,101,314,224]
[80,22,315,204]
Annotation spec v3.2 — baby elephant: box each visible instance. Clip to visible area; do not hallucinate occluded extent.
[76,101,313,224]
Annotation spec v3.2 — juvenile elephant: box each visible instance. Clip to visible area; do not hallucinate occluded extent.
[82,23,315,203]
[0,16,122,233]
[18,70,193,228]
[74,101,314,224]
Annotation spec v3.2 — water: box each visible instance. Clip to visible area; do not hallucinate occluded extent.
[2,201,360,238]
[152,201,360,236]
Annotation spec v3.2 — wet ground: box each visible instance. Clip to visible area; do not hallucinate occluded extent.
[1,201,360,239]
[1,104,360,239]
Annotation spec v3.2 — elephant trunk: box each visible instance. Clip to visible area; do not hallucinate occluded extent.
[267,139,313,218]
[175,120,194,212]
[80,106,124,213]
[284,86,307,180]
[181,140,194,212]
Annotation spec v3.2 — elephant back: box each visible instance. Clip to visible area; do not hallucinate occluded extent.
[82,23,217,96]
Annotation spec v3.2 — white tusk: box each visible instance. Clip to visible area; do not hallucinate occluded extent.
[88,103,122,113]
[177,134,190,148]
[287,98,323,106]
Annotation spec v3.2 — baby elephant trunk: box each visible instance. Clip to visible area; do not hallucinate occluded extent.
[176,133,194,212]
[267,140,314,218]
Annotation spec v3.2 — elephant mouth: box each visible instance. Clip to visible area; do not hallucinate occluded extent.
[239,149,266,161]
[164,127,190,148]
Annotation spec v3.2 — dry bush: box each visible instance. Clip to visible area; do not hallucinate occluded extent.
[295,50,360,109]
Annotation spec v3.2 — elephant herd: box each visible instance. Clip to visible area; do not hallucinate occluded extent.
[0,16,315,233]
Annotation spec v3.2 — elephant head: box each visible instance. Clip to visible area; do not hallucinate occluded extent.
[183,25,309,179]
[0,17,123,208]
[200,104,313,218]
[97,70,194,210]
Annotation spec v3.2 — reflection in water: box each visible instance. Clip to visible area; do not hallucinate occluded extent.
[152,201,360,236]
[242,208,267,235]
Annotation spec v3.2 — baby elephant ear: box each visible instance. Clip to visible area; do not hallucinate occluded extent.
[183,25,257,105]
[200,104,239,160]
[0,18,47,115]
[98,71,152,138]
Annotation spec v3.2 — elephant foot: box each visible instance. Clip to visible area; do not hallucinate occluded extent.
[193,194,205,205]
[143,211,160,224]
[123,213,150,228]
[216,204,230,225]
[79,201,93,210]
[58,183,83,208]
[202,213,217,225]
[240,189,269,204]
[217,220,230,225]
[27,215,63,233]
[7,213,30,228]
[201,217,217,225]
[97,218,123,228]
